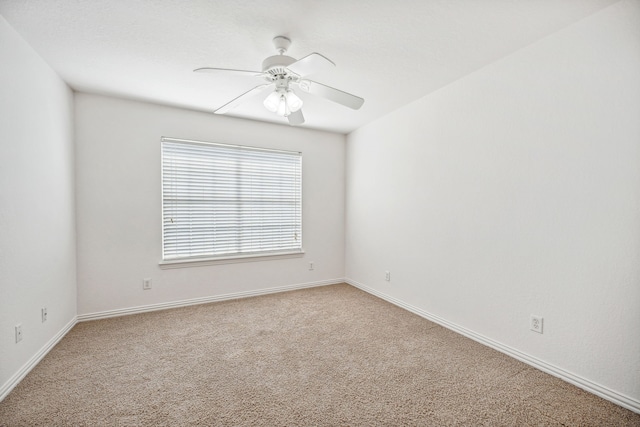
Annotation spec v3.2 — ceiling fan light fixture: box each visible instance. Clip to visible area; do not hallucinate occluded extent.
[263,88,302,117]
[263,91,281,113]
[286,90,303,113]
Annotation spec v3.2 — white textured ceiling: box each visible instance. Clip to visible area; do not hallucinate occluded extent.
[0,0,618,134]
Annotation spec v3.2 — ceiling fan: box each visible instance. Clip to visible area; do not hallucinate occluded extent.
[194,36,364,126]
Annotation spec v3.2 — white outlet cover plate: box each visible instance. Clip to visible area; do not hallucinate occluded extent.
[530,315,543,333]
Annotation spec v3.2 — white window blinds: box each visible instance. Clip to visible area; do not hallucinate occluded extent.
[161,137,302,261]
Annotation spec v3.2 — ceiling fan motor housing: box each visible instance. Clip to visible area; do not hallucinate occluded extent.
[262,55,297,78]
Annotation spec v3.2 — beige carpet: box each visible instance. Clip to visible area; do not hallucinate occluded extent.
[1,284,638,426]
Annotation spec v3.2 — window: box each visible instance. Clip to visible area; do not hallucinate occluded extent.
[161,137,302,264]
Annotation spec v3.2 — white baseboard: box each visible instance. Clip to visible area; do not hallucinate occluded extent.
[345,278,640,414]
[0,316,78,402]
[77,278,344,322]
[9,279,636,414]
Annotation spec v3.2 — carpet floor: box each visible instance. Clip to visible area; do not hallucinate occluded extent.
[0,284,638,426]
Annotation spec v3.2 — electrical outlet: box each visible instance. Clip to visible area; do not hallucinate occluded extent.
[15,324,22,343]
[143,278,152,290]
[530,315,543,334]
[385,271,391,281]
[309,262,314,271]
[42,307,48,323]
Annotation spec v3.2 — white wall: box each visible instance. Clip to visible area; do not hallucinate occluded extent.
[75,94,345,315]
[0,17,76,394]
[346,0,640,403]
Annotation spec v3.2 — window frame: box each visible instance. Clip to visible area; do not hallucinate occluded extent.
[159,136,304,268]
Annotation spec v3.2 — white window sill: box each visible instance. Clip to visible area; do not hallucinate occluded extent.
[158,250,305,269]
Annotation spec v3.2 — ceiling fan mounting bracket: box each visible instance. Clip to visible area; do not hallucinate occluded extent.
[272,36,291,55]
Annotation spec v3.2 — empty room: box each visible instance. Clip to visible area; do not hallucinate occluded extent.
[1,0,639,425]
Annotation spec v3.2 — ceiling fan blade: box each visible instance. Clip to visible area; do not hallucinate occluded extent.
[298,80,364,110]
[214,84,272,114]
[286,53,335,77]
[194,67,263,77]
[287,109,305,126]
